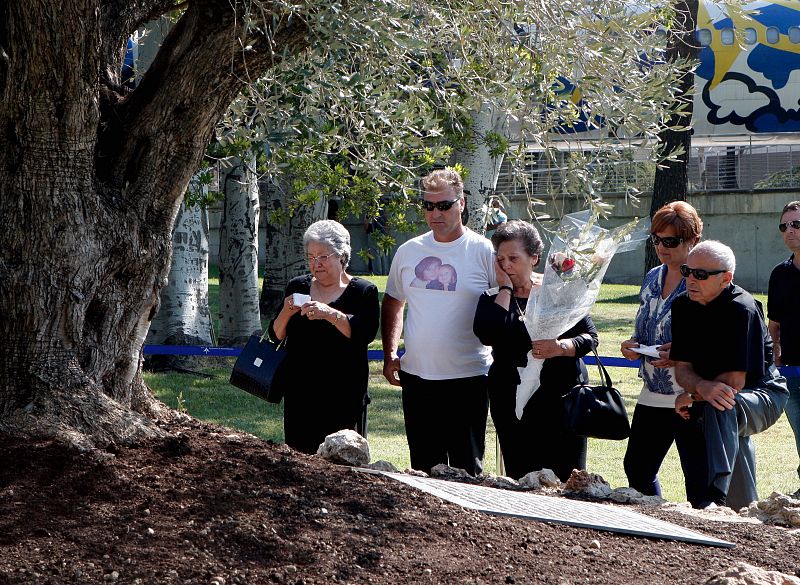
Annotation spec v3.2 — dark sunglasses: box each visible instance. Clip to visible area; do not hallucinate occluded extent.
[680,264,726,280]
[421,198,460,212]
[651,234,684,248]
[779,220,800,232]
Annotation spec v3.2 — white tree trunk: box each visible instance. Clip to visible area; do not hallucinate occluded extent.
[218,156,262,346]
[260,177,329,320]
[453,103,507,233]
[146,197,214,368]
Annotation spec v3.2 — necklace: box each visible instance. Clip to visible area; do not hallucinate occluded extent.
[512,295,526,322]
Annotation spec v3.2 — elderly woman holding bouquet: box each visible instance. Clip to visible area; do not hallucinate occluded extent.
[620,201,706,501]
[270,220,380,455]
[473,220,598,481]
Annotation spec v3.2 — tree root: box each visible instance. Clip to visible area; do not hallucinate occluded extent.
[0,388,167,451]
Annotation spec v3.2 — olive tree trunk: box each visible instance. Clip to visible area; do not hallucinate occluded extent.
[259,178,329,321]
[0,0,309,449]
[145,199,214,369]
[218,156,262,346]
[453,103,507,234]
[646,0,699,272]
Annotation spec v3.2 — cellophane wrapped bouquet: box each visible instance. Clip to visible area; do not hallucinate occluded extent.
[515,210,650,419]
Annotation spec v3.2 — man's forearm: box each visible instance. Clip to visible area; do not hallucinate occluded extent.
[769,320,782,365]
[381,295,404,357]
[675,362,705,395]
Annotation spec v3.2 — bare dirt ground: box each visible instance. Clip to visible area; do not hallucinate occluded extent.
[1,415,799,585]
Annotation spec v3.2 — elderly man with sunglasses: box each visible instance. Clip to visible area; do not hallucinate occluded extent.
[382,167,496,476]
[669,240,788,510]
[768,200,800,494]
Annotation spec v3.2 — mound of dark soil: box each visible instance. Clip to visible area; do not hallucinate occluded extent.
[1,416,798,584]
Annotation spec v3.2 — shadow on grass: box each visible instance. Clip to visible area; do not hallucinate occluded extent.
[596,294,640,305]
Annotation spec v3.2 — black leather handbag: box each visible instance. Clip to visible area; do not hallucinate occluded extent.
[229,334,288,404]
[563,348,630,440]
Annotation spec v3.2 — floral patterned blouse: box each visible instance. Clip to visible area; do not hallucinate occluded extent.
[632,264,686,408]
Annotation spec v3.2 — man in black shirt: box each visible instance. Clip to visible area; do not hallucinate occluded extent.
[671,241,788,509]
[768,200,800,491]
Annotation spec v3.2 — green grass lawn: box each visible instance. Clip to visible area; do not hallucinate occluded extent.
[148,275,798,505]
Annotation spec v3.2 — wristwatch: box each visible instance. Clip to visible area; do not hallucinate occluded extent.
[558,341,569,353]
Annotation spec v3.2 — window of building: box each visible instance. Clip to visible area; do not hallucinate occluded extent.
[721,28,735,45]
[766,26,780,44]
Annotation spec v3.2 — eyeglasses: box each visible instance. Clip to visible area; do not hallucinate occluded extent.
[680,264,726,280]
[421,198,460,212]
[307,253,338,264]
[651,234,684,248]
[778,220,800,232]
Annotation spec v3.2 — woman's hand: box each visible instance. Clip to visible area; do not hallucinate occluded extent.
[494,257,513,289]
[300,301,343,324]
[675,392,693,420]
[620,338,640,360]
[531,338,565,359]
[649,342,674,369]
[283,295,302,316]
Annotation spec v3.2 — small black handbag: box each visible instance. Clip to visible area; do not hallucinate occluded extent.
[563,347,630,440]
[229,333,288,404]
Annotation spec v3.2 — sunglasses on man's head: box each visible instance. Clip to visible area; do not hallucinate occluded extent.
[650,234,684,248]
[421,198,460,212]
[779,220,800,232]
[680,264,726,280]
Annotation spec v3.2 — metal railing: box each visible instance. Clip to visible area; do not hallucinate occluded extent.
[495,143,800,198]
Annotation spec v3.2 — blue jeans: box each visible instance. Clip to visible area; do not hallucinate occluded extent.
[783,375,800,480]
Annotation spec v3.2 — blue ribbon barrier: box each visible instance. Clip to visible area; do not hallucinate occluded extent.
[142,345,800,377]
[144,345,242,357]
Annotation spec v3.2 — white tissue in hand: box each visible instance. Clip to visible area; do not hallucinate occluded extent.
[292,293,311,306]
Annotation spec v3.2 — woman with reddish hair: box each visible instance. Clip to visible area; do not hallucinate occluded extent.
[620,201,705,502]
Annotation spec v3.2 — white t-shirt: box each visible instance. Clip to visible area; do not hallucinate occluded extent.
[386,229,496,380]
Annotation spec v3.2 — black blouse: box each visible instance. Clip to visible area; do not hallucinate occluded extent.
[473,291,598,394]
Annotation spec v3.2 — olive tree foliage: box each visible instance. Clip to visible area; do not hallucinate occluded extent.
[219,1,693,236]
[0,0,685,449]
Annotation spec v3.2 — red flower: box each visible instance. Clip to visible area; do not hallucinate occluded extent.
[561,257,575,271]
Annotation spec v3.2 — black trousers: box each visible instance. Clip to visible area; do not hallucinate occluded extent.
[399,371,489,476]
[489,379,586,482]
[623,403,707,504]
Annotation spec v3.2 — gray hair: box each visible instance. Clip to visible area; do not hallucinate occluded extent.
[303,219,351,268]
[689,240,736,274]
[491,220,543,265]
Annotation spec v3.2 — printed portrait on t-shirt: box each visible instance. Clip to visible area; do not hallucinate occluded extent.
[410,256,458,291]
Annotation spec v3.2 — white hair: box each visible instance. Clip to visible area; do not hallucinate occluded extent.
[689,240,736,274]
[303,219,351,268]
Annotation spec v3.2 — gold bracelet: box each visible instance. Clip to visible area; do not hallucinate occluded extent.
[334,312,343,323]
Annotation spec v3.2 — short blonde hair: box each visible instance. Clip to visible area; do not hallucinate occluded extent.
[421,168,464,198]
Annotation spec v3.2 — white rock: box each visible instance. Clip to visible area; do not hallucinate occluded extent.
[481,475,521,490]
[316,430,370,466]
[704,562,800,585]
[743,492,800,528]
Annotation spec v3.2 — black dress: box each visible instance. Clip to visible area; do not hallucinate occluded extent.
[473,291,598,481]
[269,275,379,454]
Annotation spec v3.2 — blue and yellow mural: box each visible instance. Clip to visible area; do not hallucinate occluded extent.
[694,0,800,137]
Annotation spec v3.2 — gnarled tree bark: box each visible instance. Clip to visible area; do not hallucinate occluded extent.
[0,0,309,448]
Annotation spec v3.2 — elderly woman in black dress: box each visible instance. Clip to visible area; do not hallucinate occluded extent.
[473,220,598,481]
[270,220,380,454]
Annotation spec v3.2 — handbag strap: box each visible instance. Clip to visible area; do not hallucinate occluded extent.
[260,329,287,350]
[590,346,613,388]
